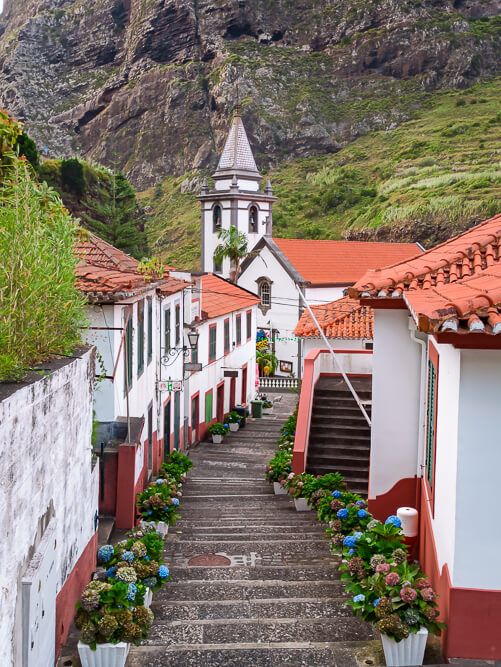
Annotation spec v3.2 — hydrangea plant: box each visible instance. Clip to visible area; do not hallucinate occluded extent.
[136,481,181,524]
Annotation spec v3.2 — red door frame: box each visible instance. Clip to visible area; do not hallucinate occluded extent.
[241,363,248,405]
[191,392,200,444]
[216,381,225,423]
[229,377,236,410]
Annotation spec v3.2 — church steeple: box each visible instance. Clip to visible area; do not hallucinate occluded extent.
[213,113,261,183]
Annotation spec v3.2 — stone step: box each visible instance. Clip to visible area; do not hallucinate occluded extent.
[145,596,347,620]
[313,402,371,414]
[310,423,370,437]
[163,539,331,558]
[152,579,344,602]
[144,616,373,646]
[183,484,272,496]
[127,641,376,667]
[178,525,325,536]
[309,433,371,446]
[309,442,370,455]
[171,530,326,542]
[167,565,339,582]
[308,450,369,464]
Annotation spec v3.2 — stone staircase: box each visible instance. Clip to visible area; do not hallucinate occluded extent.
[306,376,372,496]
[126,394,378,667]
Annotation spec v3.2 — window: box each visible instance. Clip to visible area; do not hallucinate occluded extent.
[236,314,242,346]
[175,303,181,345]
[425,358,438,492]
[213,257,222,274]
[124,312,133,393]
[246,310,252,340]
[164,308,171,352]
[259,280,271,307]
[213,204,222,231]
[205,390,213,424]
[137,300,145,376]
[209,324,217,362]
[147,297,153,364]
[224,318,230,354]
[249,205,258,233]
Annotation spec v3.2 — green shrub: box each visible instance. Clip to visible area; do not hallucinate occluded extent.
[0,159,86,381]
[16,132,39,168]
[61,157,86,195]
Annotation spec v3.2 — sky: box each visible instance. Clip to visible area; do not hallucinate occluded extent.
[0,2,3,14]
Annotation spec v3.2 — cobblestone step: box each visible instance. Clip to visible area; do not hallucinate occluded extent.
[167,565,340,582]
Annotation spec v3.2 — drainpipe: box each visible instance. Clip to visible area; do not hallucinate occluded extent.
[297,283,305,380]
[409,320,427,510]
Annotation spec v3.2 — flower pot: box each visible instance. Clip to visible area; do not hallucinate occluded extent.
[263,406,273,414]
[229,422,239,432]
[273,482,288,495]
[294,497,311,512]
[78,641,130,667]
[212,434,223,444]
[140,520,169,538]
[144,587,153,608]
[381,627,428,666]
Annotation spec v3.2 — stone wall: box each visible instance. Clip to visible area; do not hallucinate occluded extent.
[0,347,99,666]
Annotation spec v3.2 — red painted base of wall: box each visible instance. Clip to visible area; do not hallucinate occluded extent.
[55,531,98,657]
[368,476,419,521]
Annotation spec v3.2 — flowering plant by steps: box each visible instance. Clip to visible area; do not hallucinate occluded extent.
[345,560,445,641]
[285,471,346,502]
[225,411,242,424]
[265,449,292,483]
[160,450,192,483]
[339,520,408,576]
[207,422,229,436]
[136,479,181,524]
[75,579,153,649]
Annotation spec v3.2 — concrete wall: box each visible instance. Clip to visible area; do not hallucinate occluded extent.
[369,309,422,499]
[0,348,98,666]
[302,337,369,368]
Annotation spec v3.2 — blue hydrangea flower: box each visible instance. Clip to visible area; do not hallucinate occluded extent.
[373,598,381,607]
[98,544,114,563]
[385,515,402,528]
[171,497,180,507]
[127,583,137,601]
[353,594,365,603]
[144,556,150,562]
[156,478,165,485]
[163,505,169,510]
[224,423,229,429]
[146,510,153,516]
[158,565,169,579]
[355,499,366,507]
[353,532,362,540]
[357,509,368,518]
[122,550,135,563]
[105,566,117,578]
[332,490,342,498]
[348,548,355,555]
[337,508,349,519]
[343,535,358,548]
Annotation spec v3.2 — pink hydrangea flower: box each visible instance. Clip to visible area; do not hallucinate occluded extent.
[376,563,390,574]
[400,587,417,603]
[415,577,431,590]
[385,572,400,586]
[420,587,436,602]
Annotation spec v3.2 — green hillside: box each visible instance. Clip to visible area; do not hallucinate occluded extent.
[142,78,500,269]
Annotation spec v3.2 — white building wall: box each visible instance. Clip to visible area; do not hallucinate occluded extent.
[304,286,345,303]
[454,349,501,589]
[430,339,461,578]
[302,337,368,364]
[369,309,421,499]
[0,349,98,667]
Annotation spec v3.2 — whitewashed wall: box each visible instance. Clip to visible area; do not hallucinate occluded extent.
[0,348,98,667]
[369,309,421,499]
[302,338,368,366]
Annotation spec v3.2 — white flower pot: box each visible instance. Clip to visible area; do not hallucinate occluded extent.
[263,407,273,414]
[381,627,428,666]
[144,587,153,608]
[294,497,312,512]
[273,482,288,495]
[140,520,169,538]
[229,422,239,432]
[78,641,130,667]
[212,434,223,444]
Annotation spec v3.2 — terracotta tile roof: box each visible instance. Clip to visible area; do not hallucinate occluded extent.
[75,233,186,301]
[272,238,421,286]
[294,297,373,340]
[349,213,501,335]
[200,274,259,319]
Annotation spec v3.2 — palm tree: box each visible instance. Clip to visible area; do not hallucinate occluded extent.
[213,225,250,282]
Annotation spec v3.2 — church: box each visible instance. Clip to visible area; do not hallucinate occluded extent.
[199,113,422,377]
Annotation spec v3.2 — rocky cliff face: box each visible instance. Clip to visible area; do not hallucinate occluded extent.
[0,0,499,188]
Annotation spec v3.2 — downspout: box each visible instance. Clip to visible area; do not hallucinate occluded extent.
[409,320,427,511]
[296,283,305,381]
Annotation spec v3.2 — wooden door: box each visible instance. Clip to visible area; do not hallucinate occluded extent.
[191,395,200,444]
[230,377,236,411]
[216,384,225,423]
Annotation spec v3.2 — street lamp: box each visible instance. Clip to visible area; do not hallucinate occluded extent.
[161,327,200,366]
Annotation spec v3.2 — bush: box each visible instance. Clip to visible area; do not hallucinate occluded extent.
[0,159,86,381]
[16,132,39,168]
[208,422,229,436]
[61,157,86,195]
[160,450,192,482]
[136,479,181,524]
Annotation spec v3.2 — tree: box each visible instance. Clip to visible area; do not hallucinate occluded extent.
[213,225,251,282]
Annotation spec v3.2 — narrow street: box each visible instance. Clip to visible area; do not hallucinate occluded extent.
[127,394,376,667]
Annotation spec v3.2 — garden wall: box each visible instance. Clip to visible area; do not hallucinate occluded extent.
[0,347,99,665]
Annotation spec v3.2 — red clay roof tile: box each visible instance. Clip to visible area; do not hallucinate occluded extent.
[294,297,373,340]
[200,274,259,319]
[272,238,421,286]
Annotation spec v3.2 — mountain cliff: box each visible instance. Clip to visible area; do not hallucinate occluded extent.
[0,0,499,190]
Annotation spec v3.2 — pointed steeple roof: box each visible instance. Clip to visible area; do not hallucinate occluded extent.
[213,114,261,180]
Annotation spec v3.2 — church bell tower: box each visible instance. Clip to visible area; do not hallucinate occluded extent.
[198,112,276,278]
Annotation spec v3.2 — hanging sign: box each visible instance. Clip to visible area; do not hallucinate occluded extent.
[157,380,183,392]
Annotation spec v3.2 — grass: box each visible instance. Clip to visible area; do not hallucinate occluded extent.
[142,77,500,267]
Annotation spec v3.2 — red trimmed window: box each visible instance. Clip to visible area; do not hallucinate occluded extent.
[224,318,230,354]
[246,310,252,340]
[425,344,439,509]
[236,314,242,346]
[209,324,217,362]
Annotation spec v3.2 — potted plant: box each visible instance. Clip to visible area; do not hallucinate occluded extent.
[346,558,445,666]
[75,579,153,667]
[208,422,228,444]
[265,450,292,495]
[160,450,192,483]
[136,479,181,537]
[226,411,241,432]
[284,472,318,511]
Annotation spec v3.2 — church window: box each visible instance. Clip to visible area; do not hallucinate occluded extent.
[259,280,271,307]
[213,204,222,231]
[249,205,258,233]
